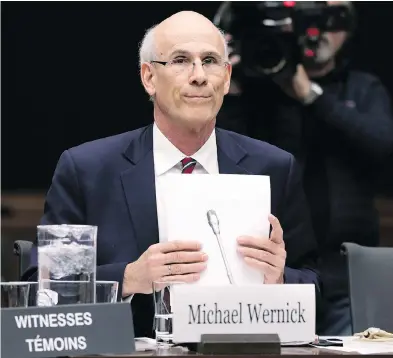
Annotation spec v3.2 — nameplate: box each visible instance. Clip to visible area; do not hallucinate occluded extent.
[172,284,315,343]
[1,303,135,357]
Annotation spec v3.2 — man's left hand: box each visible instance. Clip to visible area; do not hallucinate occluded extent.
[274,65,312,102]
[237,214,286,284]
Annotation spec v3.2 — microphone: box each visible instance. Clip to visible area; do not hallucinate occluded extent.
[207,210,220,235]
[206,210,234,284]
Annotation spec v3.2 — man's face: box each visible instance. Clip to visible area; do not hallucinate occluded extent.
[141,20,231,130]
[312,30,347,64]
[307,1,349,65]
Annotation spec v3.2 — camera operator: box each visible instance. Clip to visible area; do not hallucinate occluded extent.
[215,1,393,335]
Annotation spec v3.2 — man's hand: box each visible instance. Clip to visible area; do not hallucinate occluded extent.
[225,33,243,95]
[274,64,312,102]
[236,214,286,284]
[122,241,208,296]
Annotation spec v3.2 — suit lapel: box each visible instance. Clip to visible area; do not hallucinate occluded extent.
[216,128,251,175]
[120,125,159,255]
[120,126,251,255]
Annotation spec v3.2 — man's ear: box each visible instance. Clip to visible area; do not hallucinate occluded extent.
[223,63,232,95]
[140,63,156,97]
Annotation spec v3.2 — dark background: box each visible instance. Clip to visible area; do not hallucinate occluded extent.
[2,1,393,192]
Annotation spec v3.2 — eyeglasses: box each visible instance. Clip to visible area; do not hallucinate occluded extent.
[150,57,229,76]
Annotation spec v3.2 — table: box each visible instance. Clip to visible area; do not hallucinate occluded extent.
[84,345,393,357]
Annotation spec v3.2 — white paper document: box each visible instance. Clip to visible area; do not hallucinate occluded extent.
[160,174,271,286]
[134,338,157,351]
[319,336,393,354]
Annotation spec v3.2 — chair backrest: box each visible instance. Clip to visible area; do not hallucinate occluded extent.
[341,242,393,333]
[13,240,33,279]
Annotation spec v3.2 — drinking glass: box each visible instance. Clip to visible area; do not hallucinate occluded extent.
[1,282,37,308]
[96,281,118,303]
[153,280,183,346]
[36,281,118,306]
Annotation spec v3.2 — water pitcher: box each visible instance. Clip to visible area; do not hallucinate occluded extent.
[37,225,97,305]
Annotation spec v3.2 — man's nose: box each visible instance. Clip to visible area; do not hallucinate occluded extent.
[189,62,208,86]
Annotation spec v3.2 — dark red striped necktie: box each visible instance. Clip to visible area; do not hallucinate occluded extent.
[181,157,197,174]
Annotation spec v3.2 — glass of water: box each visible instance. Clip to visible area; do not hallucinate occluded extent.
[37,225,97,304]
[1,282,38,308]
[153,280,183,346]
[96,281,118,303]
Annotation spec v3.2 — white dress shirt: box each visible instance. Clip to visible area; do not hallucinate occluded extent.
[153,123,219,242]
[123,123,219,301]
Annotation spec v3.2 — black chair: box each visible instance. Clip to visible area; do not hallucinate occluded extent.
[13,240,33,279]
[341,242,393,333]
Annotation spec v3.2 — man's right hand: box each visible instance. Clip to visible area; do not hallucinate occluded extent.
[122,240,208,296]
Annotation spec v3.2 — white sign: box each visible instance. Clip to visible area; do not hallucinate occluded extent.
[172,284,315,344]
[159,174,271,285]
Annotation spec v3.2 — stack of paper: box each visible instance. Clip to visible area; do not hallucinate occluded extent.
[159,174,271,286]
[320,336,393,354]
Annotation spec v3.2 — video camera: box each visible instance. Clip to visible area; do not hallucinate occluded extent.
[214,1,355,79]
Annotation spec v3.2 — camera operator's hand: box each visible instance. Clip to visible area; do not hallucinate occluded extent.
[226,34,241,67]
[225,34,243,95]
[273,64,312,102]
[225,34,312,100]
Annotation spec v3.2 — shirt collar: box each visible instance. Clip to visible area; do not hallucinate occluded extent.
[153,123,218,176]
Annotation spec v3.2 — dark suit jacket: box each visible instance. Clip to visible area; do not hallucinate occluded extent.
[25,124,320,337]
